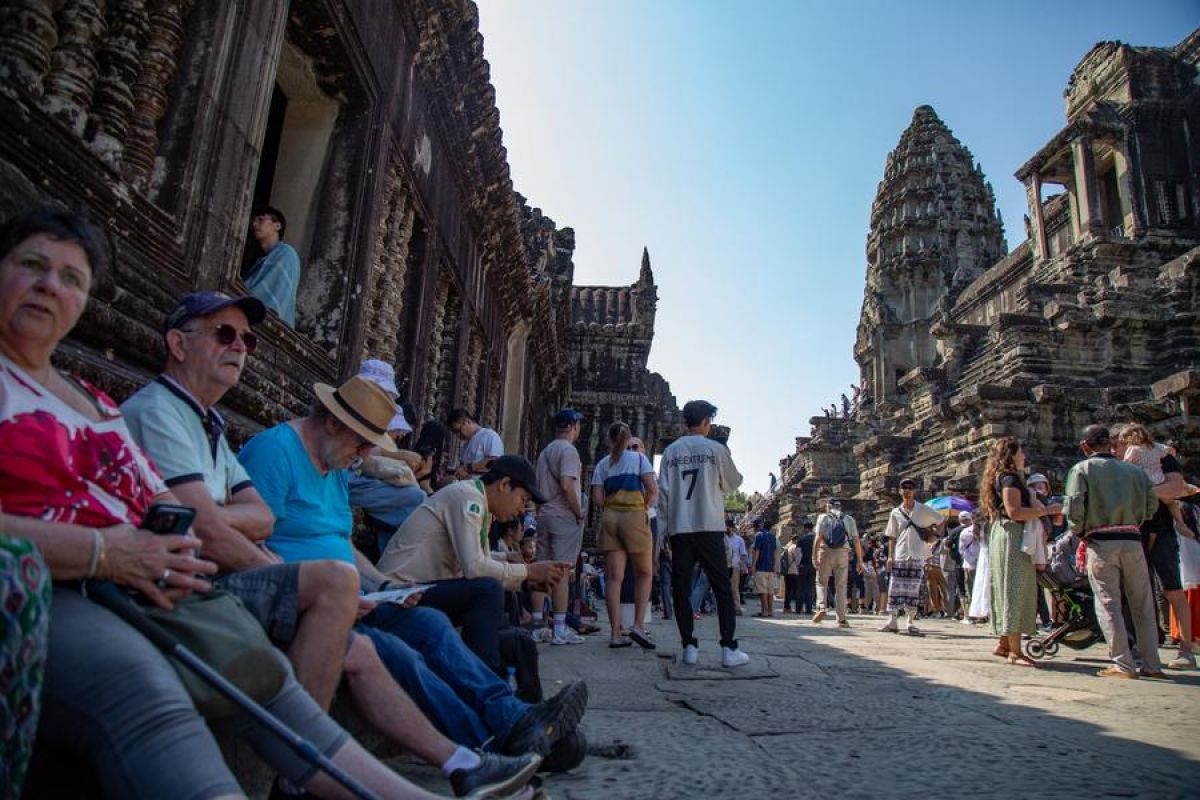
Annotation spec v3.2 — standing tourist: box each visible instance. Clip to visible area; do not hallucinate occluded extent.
[725,523,749,616]
[244,206,301,326]
[532,409,587,645]
[657,400,749,667]
[750,518,778,617]
[879,479,932,636]
[979,437,1060,667]
[812,499,865,627]
[590,421,657,649]
[796,521,818,615]
[1115,424,1195,670]
[783,534,802,613]
[1064,425,1165,678]
[958,512,982,623]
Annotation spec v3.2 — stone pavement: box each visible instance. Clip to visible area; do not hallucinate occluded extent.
[514,611,1200,799]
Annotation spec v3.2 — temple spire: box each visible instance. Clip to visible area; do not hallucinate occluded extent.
[638,246,653,285]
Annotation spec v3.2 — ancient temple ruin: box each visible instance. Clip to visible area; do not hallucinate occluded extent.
[567,247,681,482]
[758,30,1200,533]
[0,0,679,459]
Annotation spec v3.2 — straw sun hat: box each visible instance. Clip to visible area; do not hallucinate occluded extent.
[313,376,398,452]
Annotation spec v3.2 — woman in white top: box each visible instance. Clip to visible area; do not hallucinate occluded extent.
[590,422,657,649]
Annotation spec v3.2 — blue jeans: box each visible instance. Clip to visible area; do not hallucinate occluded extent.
[690,567,711,611]
[418,577,505,670]
[348,475,426,549]
[360,605,528,748]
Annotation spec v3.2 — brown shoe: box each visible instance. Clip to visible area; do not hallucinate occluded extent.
[1140,670,1171,680]
[1096,666,1137,679]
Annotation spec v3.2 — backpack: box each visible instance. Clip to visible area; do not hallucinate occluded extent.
[823,515,849,548]
[779,547,791,573]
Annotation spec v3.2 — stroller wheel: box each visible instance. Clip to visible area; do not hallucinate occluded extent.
[1024,639,1046,660]
[1043,641,1059,657]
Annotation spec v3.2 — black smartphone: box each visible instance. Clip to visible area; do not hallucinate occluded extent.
[140,503,196,535]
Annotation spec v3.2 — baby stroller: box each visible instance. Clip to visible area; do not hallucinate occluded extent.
[1023,571,1103,660]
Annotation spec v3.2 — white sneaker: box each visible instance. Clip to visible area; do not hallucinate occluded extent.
[1166,650,1196,670]
[682,644,699,664]
[721,647,750,667]
[530,627,553,644]
[550,628,585,645]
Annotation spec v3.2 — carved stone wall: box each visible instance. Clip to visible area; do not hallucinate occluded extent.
[0,1,589,458]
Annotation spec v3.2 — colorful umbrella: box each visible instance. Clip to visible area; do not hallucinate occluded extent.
[926,496,976,517]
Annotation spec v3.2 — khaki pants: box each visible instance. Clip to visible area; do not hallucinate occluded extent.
[816,547,849,621]
[1086,539,1162,673]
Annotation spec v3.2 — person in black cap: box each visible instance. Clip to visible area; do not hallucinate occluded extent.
[531,408,587,644]
[379,455,573,642]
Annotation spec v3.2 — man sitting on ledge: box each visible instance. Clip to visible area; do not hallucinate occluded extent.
[377,455,571,667]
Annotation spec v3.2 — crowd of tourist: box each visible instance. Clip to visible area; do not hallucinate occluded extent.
[2,205,1197,798]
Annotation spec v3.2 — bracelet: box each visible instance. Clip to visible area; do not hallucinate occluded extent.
[85,528,101,579]
[96,530,108,578]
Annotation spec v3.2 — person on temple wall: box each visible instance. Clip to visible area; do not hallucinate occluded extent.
[244,206,301,327]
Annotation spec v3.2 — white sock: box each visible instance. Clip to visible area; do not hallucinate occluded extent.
[553,612,567,635]
[441,746,482,775]
[532,611,544,624]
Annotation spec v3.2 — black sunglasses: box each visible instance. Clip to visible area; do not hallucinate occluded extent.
[188,323,258,353]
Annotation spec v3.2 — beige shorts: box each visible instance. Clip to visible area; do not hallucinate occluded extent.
[753,572,774,594]
[598,509,652,553]
[536,514,583,562]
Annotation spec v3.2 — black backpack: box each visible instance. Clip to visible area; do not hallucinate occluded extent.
[823,515,849,548]
[779,547,791,572]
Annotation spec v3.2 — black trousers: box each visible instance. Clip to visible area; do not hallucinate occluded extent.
[797,565,817,614]
[670,531,737,649]
[784,574,800,610]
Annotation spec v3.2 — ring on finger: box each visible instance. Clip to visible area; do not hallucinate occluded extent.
[156,567,173,589]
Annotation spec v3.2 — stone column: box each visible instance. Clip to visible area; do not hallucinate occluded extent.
[86,0,151,167]
[41,0,107,135]
[123,0,194,188]
[1025,173,1049,260]
[0,0,57,99]
[1071,135,1104,238]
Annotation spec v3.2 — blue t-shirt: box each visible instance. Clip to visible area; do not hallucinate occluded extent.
[245,242,300,326]
[753,529,777,571]
[237,422,354,564]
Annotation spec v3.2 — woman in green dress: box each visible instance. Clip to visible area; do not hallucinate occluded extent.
[979,437,1061,667]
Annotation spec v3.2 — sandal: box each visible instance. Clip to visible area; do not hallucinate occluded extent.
[1006,654,1038,668]
[992,643,1011,658]
[609,636,632,648]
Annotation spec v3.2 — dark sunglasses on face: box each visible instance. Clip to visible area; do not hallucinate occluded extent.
[189,323,258,353]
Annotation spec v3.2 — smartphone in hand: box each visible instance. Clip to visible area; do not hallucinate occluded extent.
[140,503,196,535]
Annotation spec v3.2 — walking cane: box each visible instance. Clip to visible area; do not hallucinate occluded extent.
[87,581,379,800]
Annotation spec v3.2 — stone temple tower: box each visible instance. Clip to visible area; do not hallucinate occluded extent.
[854,106,1007,409]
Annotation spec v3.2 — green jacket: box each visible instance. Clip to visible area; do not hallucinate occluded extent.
[1063,453,1158,534]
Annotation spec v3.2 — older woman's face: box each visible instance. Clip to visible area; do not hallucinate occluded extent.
[0,235,91,349]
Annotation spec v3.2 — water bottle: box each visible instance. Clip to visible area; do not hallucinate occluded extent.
[506,666,518,693]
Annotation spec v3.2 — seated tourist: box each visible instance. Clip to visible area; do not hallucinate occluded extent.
[377,456,571,662]
[0,206,470,799]
[236,377,588,763]
[121,291,540,796]
[448,407,503,479]
[349,359,429,550]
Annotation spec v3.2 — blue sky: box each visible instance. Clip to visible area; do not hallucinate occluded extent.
[475,1,1198,494]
